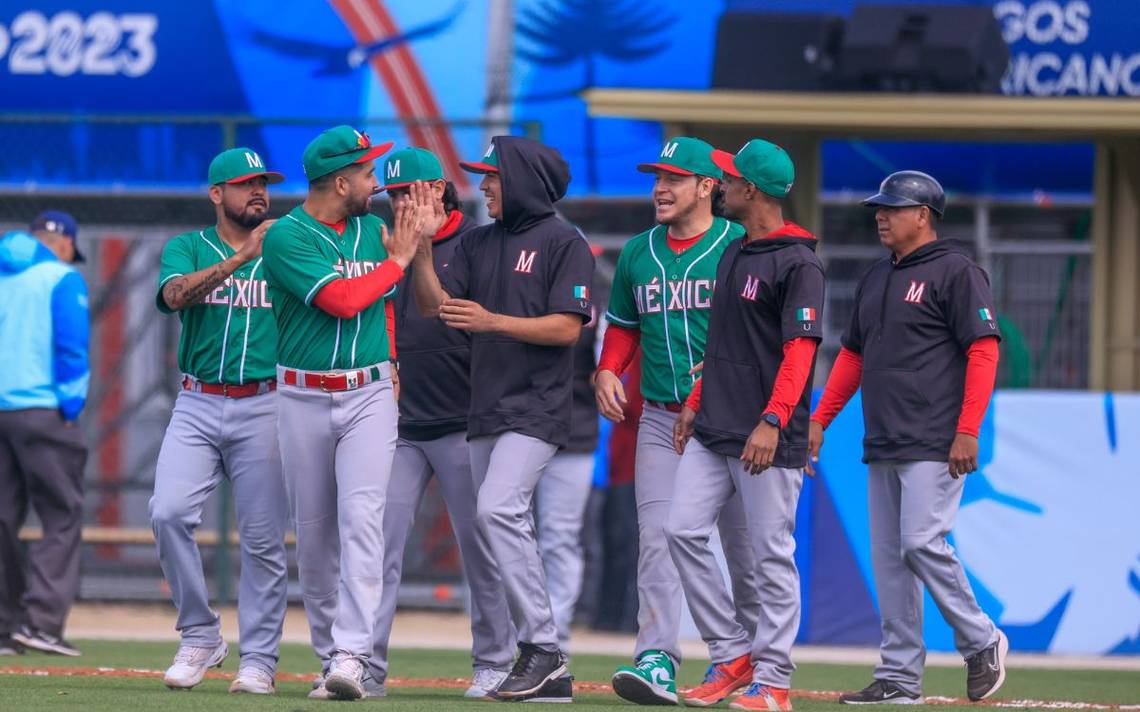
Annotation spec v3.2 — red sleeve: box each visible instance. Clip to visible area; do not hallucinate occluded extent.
[312,260,404,319]
[957,336,999,437]
[385,300,397,360]
[763,337,819,427]
[684,376,702,412]
[810,347,864,429]
[596,324,641,377]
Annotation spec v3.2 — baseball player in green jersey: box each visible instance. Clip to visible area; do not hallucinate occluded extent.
[261,126,421,701]
[596,137,762,705]
[152,148,289,694]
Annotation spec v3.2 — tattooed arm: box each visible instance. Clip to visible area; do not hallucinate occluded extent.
[162,256,244,311]
[162,220,273,311]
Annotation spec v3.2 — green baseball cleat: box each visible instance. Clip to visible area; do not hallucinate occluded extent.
[612,650,678,705]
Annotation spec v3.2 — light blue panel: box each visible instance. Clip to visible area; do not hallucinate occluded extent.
[820,389,1140,654]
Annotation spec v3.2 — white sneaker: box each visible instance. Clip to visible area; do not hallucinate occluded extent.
[163,641,229,690]
[228,665,275,694]
[308,673,331,699]
[325,654,366,700]
[466,667,510,698]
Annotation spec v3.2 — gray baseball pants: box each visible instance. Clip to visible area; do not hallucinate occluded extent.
[150,389,288,674]
[636,403,762,664]
[0,409,87,638]
[665,437,802,687]
[534,451,595,651]
[370,432,514,683]
[868,460,998,696]
[469,431,560,652]
[276,364,397,665]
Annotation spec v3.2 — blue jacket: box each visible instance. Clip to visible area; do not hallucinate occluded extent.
[0,231,90,420]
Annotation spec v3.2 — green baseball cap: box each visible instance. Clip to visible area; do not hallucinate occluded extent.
[637,136,722,179]
[383,147,444,191]
[711,139,795,198]
[207,148,284,185]
[459,142,499,174]
[302,125,394,181]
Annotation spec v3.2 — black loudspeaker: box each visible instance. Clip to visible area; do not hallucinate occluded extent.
[712,13,845,92]
[837,4,1009,93]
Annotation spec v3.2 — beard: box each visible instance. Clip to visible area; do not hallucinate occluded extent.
[346,190,374,218]
[224,203,267,229]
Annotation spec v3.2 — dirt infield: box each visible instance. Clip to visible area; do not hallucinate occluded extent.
[3,666,1138,710]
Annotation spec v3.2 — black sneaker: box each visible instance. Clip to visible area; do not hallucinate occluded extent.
[966,630,1008,701]
[839,679,923,705]
[493,644,568,700]
[11,625,81,657]
[520,675,573,703]
[0,635,24,656]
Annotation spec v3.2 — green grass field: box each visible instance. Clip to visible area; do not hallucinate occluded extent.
[1,641,1136,710]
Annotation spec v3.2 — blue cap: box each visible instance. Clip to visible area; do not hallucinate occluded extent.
[30,210,84,263]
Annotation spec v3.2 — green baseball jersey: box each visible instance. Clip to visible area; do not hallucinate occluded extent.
[605,217,744,403]
[155,227,278,383]
[261,207,394,371]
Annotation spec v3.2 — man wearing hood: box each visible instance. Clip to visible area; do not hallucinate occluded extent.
[408,136,595,702]
[668,140,824,710]
[808,171,1007,705]
[0,212,89,659]
[368,147,514,700]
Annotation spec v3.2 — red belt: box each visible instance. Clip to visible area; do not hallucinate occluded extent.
[182,377,276,399]
[647,400,683,413]
[280,364,383,392]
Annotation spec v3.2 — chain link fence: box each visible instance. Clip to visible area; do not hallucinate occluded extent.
[818,198,1092,389]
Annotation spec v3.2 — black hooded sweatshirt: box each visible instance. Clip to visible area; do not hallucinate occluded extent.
[841,239,1002,463]
[693,224,825,468]
[439,136,595,447]
[395,213,478,441]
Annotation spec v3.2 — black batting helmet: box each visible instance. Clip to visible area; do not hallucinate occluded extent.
[862,170,945,217]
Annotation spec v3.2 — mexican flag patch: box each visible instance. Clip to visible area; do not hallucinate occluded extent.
[979,308,994,322]
[796,307,816,321]
[574,285,589,299]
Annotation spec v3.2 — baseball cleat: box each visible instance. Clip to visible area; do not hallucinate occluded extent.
[493,643,568,699]
[839,679,924,705]
[228,665,275,694]
[0,635,25,656]
[163,640,229,689]
[308,672,330,699]
[12,625,80,657]
[466,667,510,698]
[966,629,1008,701]
[682,654,752,707]
[325,654,366,700]
[518,674,574,703]
[729,683,792,711]
[612,650,678,705]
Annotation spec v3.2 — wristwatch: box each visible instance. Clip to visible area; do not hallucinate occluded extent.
[760,412,781,429]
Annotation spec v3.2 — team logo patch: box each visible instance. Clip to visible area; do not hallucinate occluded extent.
[514,250,537,273]
[796,307,816,321]
[740,274,760,301]
[574,285,589,299]
[354,129,371,149]
[903,280,927,304]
